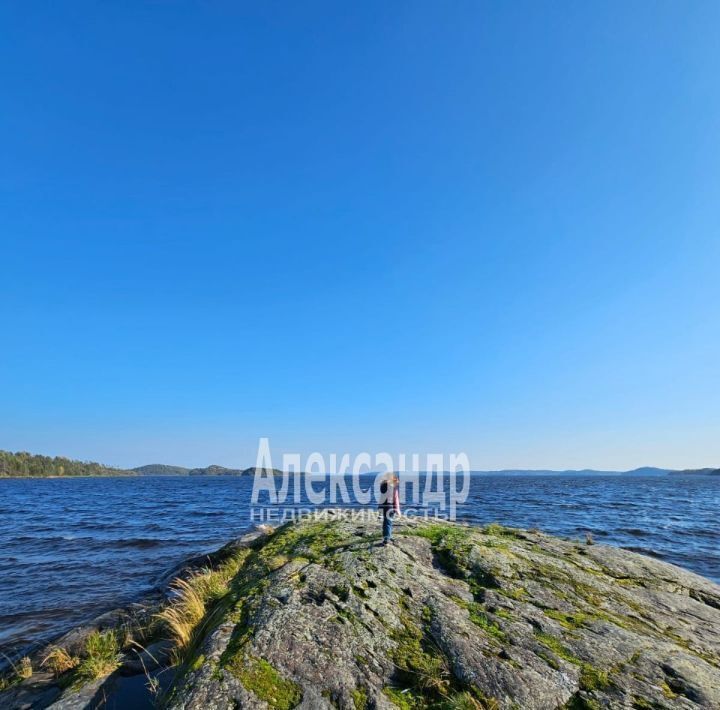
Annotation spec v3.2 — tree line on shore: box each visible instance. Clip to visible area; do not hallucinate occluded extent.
[0,450,131,477]
[0,451,281,477]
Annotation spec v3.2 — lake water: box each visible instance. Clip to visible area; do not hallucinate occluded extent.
[1,474,719,660]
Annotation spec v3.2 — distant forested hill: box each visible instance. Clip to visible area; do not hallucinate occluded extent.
[187,465,284,476]
[669,467,720,476]
[0,451,285,477]
[188,464,245,475]
[132,464,191,475]
[0,450,133,477]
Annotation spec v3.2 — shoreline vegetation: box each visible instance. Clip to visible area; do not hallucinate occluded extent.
[1,450,719,479]
[0,451,285,478]
[2,510,719,709]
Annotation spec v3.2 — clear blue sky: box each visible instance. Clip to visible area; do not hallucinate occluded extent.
[2,2,719,470]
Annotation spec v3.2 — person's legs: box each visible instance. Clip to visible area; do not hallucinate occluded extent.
[382,510,392,542]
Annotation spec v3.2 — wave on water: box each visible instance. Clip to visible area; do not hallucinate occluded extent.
[107,538,171,550]
[618,528,649,537]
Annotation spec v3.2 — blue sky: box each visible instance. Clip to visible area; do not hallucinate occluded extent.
[1,2,719,470]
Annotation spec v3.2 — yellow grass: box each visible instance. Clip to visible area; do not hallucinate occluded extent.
[17,657,32,680]
[155,551,249,662]
[41,647,79,677]
[156,576,208,658]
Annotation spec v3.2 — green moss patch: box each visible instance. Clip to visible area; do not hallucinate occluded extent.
[383,686,422,709]
[352,686,368,709]
[483,523,521,538]
[390,612,451,698]
[256,520,346,567]
[534,631,581,666]
[468,609,506,641]
[544,609,588,629]
[564,693,601,710]
[189,653,205,672]
[579,664,611,691]
[227,655,302,710]
[453,598,506,642]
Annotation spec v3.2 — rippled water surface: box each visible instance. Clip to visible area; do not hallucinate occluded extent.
[1,474,718,657]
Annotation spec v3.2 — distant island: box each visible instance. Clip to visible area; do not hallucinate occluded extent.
[133,464,287,477]
[0,450,717,478]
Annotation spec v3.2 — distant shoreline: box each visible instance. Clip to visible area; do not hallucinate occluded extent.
[3,471,720,480]
[0,471,285,480]
[2,449,718,479]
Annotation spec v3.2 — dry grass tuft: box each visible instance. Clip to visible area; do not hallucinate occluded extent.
[42,647,79,677]
[155,551,249,662]
[0,654,32,690]
[156,576,207,657]
[17,657,33,680]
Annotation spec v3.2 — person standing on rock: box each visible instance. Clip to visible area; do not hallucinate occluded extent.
[378,474,401,545]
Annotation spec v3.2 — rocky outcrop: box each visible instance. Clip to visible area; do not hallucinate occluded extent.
[168,512,720,709]
[5,512,720,709]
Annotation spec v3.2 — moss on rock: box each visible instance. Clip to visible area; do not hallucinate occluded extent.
[226,655,302,710]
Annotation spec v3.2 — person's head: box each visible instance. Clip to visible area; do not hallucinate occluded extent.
[380,480,388,495]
